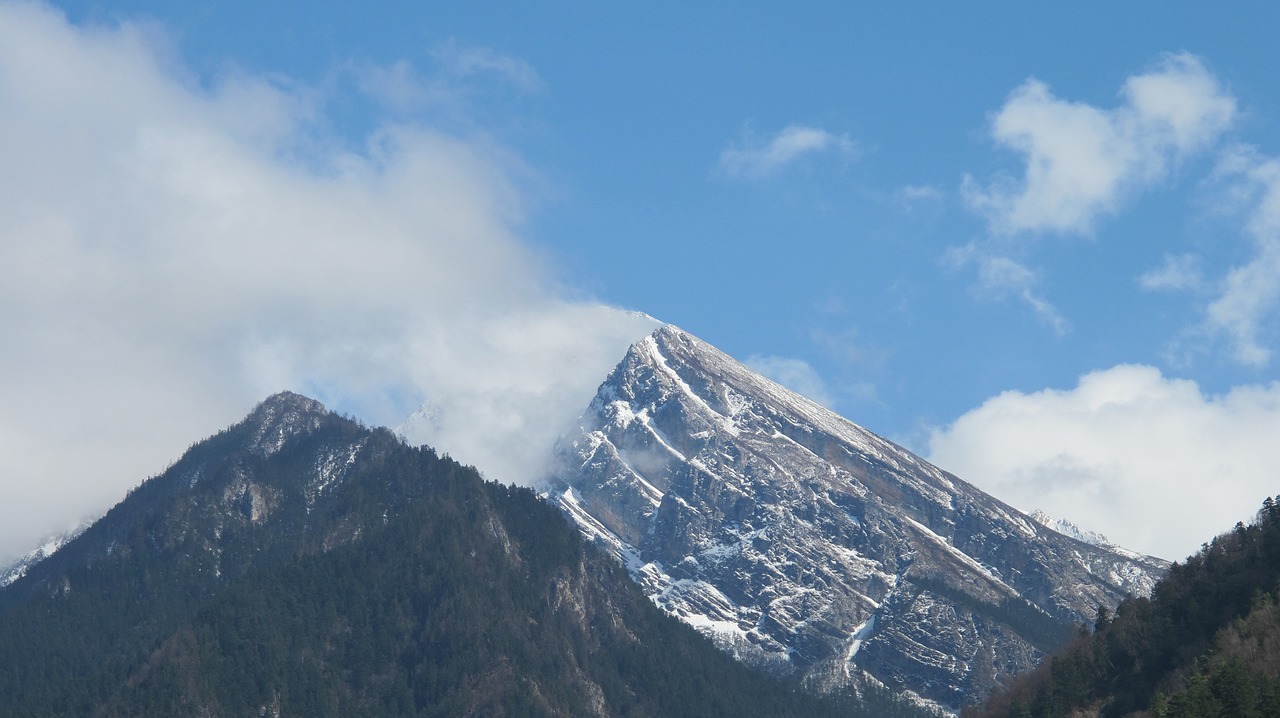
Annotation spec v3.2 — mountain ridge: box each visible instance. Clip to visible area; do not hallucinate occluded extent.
[548,325,1168,711]
[0,390,932,717]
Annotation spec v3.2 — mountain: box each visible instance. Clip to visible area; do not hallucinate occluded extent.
[0,391,932,717]
[1029,511,1133,555]
[546,326,1169,712]
[0,523,86,589]
[966,496,1280,718]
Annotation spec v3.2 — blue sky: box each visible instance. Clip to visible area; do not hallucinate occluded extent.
[4,1,1280,563]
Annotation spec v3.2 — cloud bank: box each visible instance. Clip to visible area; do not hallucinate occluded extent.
[927,365,1280,561]
[965,53,1235,235]
[0,2,656,563]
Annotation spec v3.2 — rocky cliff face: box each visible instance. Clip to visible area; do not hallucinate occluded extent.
[547,326,1169,711]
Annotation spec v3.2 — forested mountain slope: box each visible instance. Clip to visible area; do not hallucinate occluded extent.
[964,496,1280,718]
[0,392,932,718]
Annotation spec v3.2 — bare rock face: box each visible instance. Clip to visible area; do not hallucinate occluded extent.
[547,326,1169,711]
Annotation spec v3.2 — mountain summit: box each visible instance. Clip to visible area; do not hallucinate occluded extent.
[548,326,1168,710]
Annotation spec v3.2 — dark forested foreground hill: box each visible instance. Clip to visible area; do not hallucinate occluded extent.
[963,496,1280,718]
[0,392,936,718]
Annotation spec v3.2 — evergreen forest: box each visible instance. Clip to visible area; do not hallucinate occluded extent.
[964,496,1280,718]
[0,394,935,718]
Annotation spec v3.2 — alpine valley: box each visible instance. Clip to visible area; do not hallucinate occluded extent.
[0,325,1172,716]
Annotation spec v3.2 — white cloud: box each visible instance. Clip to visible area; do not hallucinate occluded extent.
[964,53,1235,235]
[434,41,544,94]
[927,365,1280,561]
[1208,251,1280,367]
[720,124,857,179]
[944,244,1069,334]
[0,3,656,564]
[354,41,542,119]
[1196,147,1280,366]
[744,355,835,408]
[1140,253,1204,292]
[353,59,435,112]
[895,184,944,205]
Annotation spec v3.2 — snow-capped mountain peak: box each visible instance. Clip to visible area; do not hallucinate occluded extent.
[0,523,87,589]
[1030,510,1110,547]
[548,326,1168,711]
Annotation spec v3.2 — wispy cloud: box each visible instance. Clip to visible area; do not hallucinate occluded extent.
[895,184,944,205]
[928,365,1280,560]
[744,355,836,408]
[1196,147,1280,366]
[353,41,542,117]
[945,244,1069,334]
[352,59,435,112]
[719,124,857,179]
[434,41,544,94]
[964,53,1235,235]
[0,4,655,563]
[1139,253,1204,292]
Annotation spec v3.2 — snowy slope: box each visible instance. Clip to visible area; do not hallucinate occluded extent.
[547,326,1169,711]
[0,525,86,589]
